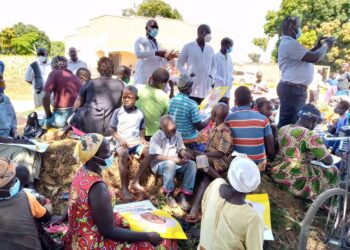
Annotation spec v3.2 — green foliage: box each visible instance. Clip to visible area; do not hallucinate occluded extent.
[122,0,183,20]
[0,22,51,55]
[262,0,350,68]
[50,41,65,56]
[252,37,269,51]
[248,52,261,63]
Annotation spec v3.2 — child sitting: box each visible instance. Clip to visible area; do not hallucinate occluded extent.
[149,115,196,211]
[186,103,233,223]
[110,85,149,200]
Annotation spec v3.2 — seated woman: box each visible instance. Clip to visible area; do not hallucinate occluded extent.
[270,104,338,199]
[70,57,124,136]
[0,92,41,188]
[62,133,173,249]
[0,158,51,250]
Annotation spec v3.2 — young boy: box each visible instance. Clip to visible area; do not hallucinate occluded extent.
[186,103,233,223]
[110,85,149,200]
[149,115,196,211]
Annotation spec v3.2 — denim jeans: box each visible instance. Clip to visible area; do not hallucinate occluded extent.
[156,160,197,195]
[277,81,307,128]
[40,108,73,128]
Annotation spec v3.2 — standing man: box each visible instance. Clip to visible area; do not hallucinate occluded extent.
[67,47,88,74]
[336,63,350,96]
[277,16,335,128]
[134,19,178,86]
[213,37,234,105]
[25,48,52,107]
[308,68,323,103]
[43,56,82,128]
[177,24,216,105]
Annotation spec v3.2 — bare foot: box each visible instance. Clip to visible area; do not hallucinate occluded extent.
[120,189,133,201]
[129,180,145,192]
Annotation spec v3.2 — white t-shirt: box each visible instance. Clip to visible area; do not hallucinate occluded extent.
[213,52,234,98]
[278,35,314,86]
[67,59,88,74]
[134,37,168,85]
[177,41,216,98]
[24,59,52,90]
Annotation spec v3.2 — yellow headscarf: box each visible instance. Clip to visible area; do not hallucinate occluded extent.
[74,133,104,164]
[0,158,15,188]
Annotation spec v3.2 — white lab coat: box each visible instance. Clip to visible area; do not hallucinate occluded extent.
[134,36,168,85]
[177,41,216,99]
[213,52,234,98]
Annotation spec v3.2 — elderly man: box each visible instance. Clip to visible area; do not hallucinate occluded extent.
[177,24,216,105]
[277,16,335,128]
[336,63,350,96]
[134,19,178,85]
[42,56,82,128]
[25,48,52,107]
[67,47,88,74]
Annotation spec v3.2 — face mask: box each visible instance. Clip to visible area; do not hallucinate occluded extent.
[204,34,212,43]
[0,178,20,200]
[123,77,130,84]
[296,28,302,39]
[96,155,114,170]
[38,56,47,64]
[226,47,233,54]
[148,28,159,38]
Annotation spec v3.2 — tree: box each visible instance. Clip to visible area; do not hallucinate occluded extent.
[248,52,261,63]
[0,22,51,55]
[50,41,65,56]
[261,0,350,68]
[122,0,183,20]
[252,37,269,51]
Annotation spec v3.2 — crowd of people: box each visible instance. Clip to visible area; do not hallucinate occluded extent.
[0,15,348,250]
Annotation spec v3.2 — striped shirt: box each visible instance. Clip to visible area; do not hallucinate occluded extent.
[169,93,202,140]
[225,106,272,163]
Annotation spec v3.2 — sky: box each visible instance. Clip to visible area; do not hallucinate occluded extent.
[1,0,282,62]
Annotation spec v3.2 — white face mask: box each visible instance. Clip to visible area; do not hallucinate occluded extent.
[204,34,212,43]
[38,56,47,64]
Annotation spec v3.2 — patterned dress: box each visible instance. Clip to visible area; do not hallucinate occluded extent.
[270,125,338,199]
[63,167,177,250]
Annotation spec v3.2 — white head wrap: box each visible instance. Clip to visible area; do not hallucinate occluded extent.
[227,157,261,193]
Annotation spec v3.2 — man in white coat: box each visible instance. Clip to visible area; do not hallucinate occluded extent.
[213,37,234,105]
[177,24,216,105]
[134,19,178,86]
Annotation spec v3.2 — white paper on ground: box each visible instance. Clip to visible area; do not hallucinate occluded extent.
[0,140,49,153]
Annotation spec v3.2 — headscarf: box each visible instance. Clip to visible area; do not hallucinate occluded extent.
[298,103,323,123]
[74,133,104,164]
[0,158,15,188]
[227,157,261,193]
[51,56,68,70]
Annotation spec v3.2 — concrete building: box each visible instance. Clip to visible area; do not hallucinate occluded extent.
[65,15,229,74]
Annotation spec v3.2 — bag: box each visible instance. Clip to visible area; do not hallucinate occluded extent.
[23,112,45,139]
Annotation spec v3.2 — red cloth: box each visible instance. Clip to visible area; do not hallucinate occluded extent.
[45,69,82,108]
[63,167,177,250]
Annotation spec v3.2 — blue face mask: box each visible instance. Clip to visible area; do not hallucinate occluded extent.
[226,47,233,54]
[148,28,159,38]
[94,155,114,170]
[0,178,20,200]
[296,28,302,39]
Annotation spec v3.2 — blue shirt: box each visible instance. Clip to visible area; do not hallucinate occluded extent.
[0,60,4,75]
[0,94,17,137]
[225,106,272,163]
[168,93,202,140]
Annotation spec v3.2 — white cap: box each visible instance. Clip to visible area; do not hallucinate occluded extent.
[227,157,261,193]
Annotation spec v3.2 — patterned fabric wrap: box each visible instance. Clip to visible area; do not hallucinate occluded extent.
[270,125,338,199]
[63,167,177,250]
[74,133,104,164]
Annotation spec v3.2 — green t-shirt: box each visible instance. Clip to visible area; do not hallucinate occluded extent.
[136,85,169,136]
